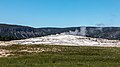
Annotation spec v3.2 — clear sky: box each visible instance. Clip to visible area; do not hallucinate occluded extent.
[0,0,120,27]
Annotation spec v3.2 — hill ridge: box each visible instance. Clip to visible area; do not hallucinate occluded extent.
[0,23,120,40]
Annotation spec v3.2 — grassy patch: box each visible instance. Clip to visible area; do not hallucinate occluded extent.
[0,44,120,67]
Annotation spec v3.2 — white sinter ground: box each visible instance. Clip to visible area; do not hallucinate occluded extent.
[9,34,120,47]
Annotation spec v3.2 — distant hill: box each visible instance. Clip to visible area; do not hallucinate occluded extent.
[0,24,120,41]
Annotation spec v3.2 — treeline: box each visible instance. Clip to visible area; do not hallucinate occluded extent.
[0,36,18,41]
[0,24,120,41]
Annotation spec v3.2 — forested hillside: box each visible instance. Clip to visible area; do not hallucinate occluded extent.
[0,24,120,41]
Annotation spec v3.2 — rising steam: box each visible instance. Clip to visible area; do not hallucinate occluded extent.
[61,26,86,36]
[80,26,86,36]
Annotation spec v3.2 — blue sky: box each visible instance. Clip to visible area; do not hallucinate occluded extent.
[0,0,120,27]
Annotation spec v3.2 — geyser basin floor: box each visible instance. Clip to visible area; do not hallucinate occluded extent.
[12,34,120,47]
